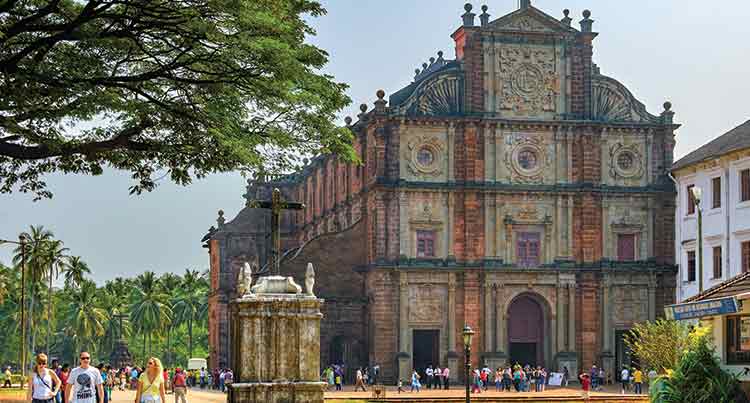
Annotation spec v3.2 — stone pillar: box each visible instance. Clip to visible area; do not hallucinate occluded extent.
[600,275,615,376]
[447,123,455,182]
[399,191,409,257]
[447,193,455,258]
[229,275,325,403]
[556,284,566,352]
[649,274,657,321]
[484,283,493,353]
[568,283,576,352]
[398,272,411,380]
[447,273,458,380]
[496,285,505,354]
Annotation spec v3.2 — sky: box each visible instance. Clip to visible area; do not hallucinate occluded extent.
[1,0,749,283]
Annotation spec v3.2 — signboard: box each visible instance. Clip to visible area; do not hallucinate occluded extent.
[548,372,563,386]
[666,296,739,320]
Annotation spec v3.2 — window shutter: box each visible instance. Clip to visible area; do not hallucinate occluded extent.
[687,184,696,215]
[687,251,696,282]
[743,242,750,273]
[712,177,722,209]
[617,234,636,261]
[713,246,722,279]
[742,170,750,202]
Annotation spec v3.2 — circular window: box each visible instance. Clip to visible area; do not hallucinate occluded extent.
[417,147,435,167]
[518,149,538,171]
[617,152,634,171]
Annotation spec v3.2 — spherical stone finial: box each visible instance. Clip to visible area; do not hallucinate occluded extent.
[415,68,421,75]
[464,3,473,12]
[663,101,672,111]
[481,5,488,12]
[359,103,368,113]
[563,9,570,17]
[376,89,385,100]
[303,157,309,164]
[218,209,224,217]
[437,50,444,58]
[429,57,435,64]
[583,9,591,19]
[344,116,352,126]
[422,62,428,69]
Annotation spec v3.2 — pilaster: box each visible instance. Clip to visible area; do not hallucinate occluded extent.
[399,191,409,257]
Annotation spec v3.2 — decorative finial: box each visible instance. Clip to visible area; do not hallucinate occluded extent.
[437,50,444,59]
[663,101,672,111]
[564,9,570,17]
[344,116,352,126]
[661,101,675,124]
[479,5,490,26]
[217,209,225,227]
[303,157,309,164]
[429,57,435,64]
[462,3,476,27]
[580,10,594,33]
[520,0,531,9]
[376,89,385,100]
[359,103,368,113]
[237,261,254,297]
[422,62,428,69]
[561,9,572,26]
[374,90,387,113]
[305,262,316,296]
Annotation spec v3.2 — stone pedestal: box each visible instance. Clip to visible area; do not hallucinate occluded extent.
[109,339,133,369]
[599,351,615,382]
[555,352,579,384]
[228,275,326,403]
[397,353,411,382]
[482,351,508,370]
[447,351,458,384]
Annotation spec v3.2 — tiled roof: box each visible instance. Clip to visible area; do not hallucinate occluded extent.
[672,119,750,171]
[683,271,750,302]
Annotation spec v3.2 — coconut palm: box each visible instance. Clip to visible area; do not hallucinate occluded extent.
[42,239,68,355]
[130,271,172,358]
[64,256,91,289]
[173,269,208,358]
[63,279,107,363]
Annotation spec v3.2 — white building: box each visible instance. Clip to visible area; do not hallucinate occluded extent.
[673,119,750,302]
[669,119,750,381]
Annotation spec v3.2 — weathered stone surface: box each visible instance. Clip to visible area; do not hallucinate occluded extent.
[228,291,325,403]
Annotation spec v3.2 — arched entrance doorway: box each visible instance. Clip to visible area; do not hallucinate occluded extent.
[507,294,545,367]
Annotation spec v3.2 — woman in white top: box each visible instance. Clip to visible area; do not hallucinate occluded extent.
[27,353,61,403]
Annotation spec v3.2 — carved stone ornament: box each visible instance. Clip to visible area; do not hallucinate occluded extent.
[612,208,644,230]
[609,143,644,179]
[592,75,661,123]
[504,15,553,32]
[408,284,446,323]
[497,45,558,115]
[407,135,444,177]
[505,135,550,184]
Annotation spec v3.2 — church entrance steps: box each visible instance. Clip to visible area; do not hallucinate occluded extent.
[325,388,649,403]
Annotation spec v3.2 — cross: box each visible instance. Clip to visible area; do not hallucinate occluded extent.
[247,188,305,276]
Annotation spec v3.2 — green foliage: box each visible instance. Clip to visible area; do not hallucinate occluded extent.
[624,319,694,374]
[0,229,209,369]
[653,335,749,403]
[0,0,355,199]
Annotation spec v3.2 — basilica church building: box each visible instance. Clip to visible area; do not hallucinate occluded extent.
[205,1,678,382]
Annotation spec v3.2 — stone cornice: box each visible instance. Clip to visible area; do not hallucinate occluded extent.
[356,258,677,274]
[374,178,676,195]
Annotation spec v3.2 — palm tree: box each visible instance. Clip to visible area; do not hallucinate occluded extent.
[42,239,68,355]
[0,262,9,304]
[63,279,107,364]
[159,273,182,366]
[130,271,172,359]
[173,269,208,358]
[13,225,54,357]
[64,256,91,289]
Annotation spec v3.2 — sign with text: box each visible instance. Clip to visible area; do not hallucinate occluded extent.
[666,296,739,320]
[548,372,563,386]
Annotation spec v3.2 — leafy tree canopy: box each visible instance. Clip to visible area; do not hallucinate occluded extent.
[0,0,354,199]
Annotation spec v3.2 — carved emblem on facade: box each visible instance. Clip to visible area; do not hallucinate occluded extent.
[497,45,558,115]
[407,135,444,177]
[504,135,550,184]
[408,284,446,323]
[609,143,644,179]
[504,15,551,32]
[517,205,539,221]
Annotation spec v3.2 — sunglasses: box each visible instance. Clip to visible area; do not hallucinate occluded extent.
[80,357,90,361]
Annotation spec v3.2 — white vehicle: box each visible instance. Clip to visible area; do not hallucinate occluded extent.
[187,358,207,371]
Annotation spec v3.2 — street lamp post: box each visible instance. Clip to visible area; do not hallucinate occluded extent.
[462,325,474,403]
[691,186,704,293]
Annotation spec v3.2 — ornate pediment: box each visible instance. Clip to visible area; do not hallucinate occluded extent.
[390,69,463,117]
[487,7,575,34]
[592,74,661,124]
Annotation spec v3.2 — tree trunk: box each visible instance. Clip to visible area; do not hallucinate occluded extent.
[46,267,52,355]
[166,327,171,367]
[142,332,146,363]
[188,318,193,358]
[29,279,35,361]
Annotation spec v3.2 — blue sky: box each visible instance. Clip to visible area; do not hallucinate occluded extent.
[1,0,748,282]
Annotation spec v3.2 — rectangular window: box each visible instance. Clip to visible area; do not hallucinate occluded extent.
[712,177,722,209]
[516,232,541,267]
[687,184,696,215]
[713,246,722,279]
[727,316,750,364]
[416,230,436,258]
[742,169,750,202]
[687,251,696,282]
[617,234,636,261]
[743,241,750,273]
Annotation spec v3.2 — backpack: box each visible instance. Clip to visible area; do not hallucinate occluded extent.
[173,373,186,387]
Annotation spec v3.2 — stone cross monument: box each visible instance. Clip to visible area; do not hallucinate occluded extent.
[228,188,325,403]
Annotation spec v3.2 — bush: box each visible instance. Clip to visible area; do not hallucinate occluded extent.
[653,336,748,403]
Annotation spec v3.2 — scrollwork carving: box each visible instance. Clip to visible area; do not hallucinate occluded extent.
[609,143,644,179]
[407,135,445,177]
[504,135,551,184]
[497,45,558,115]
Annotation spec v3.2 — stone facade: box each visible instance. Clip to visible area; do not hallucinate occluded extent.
[205,1,678,383]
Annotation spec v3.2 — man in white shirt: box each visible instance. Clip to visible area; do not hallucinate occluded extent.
[64,352,102,403]
[620,367,630,395]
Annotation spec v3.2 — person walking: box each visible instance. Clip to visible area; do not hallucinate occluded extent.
[135,358,167,403]
[64,352,103,403]
[59,365,70,402]
[354,368,367,392]
[3,366,12,388]
[633,368,643,395]
[620,366,630,395]
[28,353,61,403]
[410,370,421,393]
[579,372,591,401]
[172,368,188,403]
[494,368,502,392]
